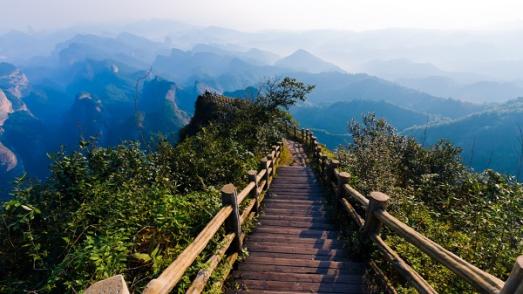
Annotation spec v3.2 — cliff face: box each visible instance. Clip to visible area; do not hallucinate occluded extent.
[61,92,107,148]
[180,91,249,139]
[0,62,29,111]
[0,142,17,173]
[138,77,190,139]
[0,89,13,126]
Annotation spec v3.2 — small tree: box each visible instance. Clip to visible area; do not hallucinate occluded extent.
[255,77,315,110]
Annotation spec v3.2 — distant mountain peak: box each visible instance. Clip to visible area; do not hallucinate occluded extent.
[275,49,344,74]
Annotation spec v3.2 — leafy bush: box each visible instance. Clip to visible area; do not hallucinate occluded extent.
[338,113,523,293]
[0,142,225,292]
[0,76,314,292]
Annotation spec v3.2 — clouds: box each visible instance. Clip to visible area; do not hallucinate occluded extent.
[0,0,522,31]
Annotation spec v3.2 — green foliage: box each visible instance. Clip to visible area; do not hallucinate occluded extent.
[0,142,224,292]
[255,77,315,111]
[0,76,314,293]
[338,113,523,292]
[161,127,258,192]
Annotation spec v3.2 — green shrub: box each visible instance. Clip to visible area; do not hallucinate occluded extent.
[338,113,523,292]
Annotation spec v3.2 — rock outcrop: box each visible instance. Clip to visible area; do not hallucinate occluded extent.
[0,62,29,110]
[0,89,13,126]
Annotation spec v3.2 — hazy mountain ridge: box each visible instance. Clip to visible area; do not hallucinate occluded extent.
[291,99,431,148]
[275,49,344,73]
[0,28,520,196]
[405,97,523,178]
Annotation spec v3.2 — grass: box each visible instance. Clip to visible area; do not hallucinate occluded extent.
[278,140,294,166]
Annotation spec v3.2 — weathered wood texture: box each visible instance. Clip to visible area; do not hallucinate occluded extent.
[233,141,368,293]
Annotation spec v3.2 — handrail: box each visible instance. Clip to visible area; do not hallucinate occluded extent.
[289,123,523,294]
[144,141,283,294]
[85,141,284,293]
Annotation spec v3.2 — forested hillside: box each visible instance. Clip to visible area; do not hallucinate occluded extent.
[406,97,523,180]
[0,77,310,293]
[337,114,523,292]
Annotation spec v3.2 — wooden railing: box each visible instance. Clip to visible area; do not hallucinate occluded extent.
[288,124,523,294]
[85,142,284,294]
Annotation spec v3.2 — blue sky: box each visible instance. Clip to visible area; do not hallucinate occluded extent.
[1,0,523,32]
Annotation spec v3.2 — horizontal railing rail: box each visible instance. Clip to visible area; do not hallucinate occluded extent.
[288,124,523,294]
[85,141,284,294]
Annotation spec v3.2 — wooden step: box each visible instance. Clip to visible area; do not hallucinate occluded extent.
[246,235,342,247]
[234,271,363,284]
[257,219,335,230]
[261,208,327,217]
[263,203,327,211]
[247,244,347,257]
[241,256,364,270]
[264,199,324,205]
[237,263,361,275]
[236,279,366,293]
[253,227,337,239]
[259,214,331,223]
[248,251,347,261]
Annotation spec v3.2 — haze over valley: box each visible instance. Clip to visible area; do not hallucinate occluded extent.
[1,16,523,197]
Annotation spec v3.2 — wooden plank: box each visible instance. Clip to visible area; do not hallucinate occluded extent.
[263,203,327,210]
[237,279,365,293]
[253,227,337,238]
[258,214,329,222]
[246,235,341,246]
[248,251,348,262]
[246,240,343,251]
[242,256,364,269]
[270,188,324,193]
[268,191,328,197]
[260,208,327,217]
[247,244,347,257]
[270,183,322,188]
[237,263,362,275]
[233,271,363,284]
[264,199,324,205]
[257,219,336,230]
[267,193,325,200]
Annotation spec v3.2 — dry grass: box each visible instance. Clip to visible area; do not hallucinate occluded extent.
[278,140,294,166]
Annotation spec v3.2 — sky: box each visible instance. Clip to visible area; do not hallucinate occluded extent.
[1,0,523,32]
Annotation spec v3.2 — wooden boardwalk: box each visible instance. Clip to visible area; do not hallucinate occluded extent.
[232,141,368,293]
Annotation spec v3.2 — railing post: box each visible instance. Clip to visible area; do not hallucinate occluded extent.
[221,184,242,252]
[362,192,390,236]
[330,159,340,184]
[305,129,311,146]
[248,170,260,213]
[500,256,523,294]
[336,172,351,213]
[267,154,274,181]
[315,146,321,163]
[293,125,297,138]
[261,157,270,188]
[301,128,305,143]
[320,154,328,181]
[271,146,277,177]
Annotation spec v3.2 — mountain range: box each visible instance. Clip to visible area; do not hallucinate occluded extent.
[0,28,522,198]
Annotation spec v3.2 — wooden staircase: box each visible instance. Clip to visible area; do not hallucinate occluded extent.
[232,142,368,293]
